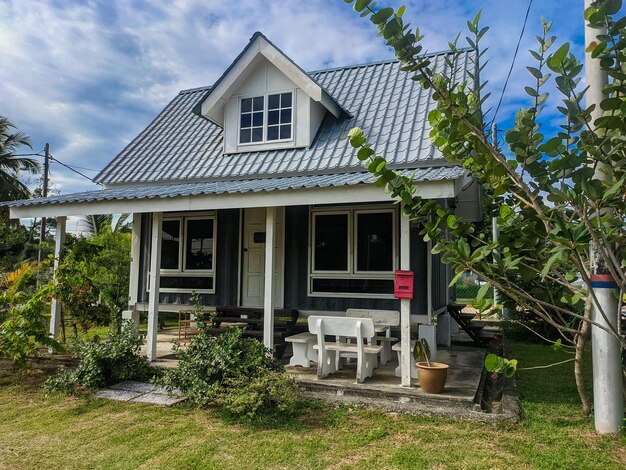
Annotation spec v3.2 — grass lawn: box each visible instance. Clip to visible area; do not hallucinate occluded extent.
[0,342,623,469]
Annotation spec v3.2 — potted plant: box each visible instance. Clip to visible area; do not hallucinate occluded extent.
[482,353,517,412]
[414,338,449,393]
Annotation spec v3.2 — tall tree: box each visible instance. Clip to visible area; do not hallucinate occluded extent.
[343,0,625,429]
[0,116,40,201]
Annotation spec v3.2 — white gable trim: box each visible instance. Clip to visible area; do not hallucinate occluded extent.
[200,34,342,126]
[9,179,460,219]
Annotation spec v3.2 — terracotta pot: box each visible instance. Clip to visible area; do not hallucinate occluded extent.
[416,362,449,394]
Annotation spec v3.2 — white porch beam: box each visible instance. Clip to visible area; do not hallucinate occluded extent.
[128,213,141,309]
[49,216,66,352]
[9,179,461,219]
[123,213,142,334]
[146,212,162,362]
[399,205,412,387]
[263,207,276,351]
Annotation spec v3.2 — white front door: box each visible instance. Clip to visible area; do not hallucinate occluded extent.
[241,207,284,308]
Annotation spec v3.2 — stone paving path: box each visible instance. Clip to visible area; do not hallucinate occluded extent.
[94,380,185,406]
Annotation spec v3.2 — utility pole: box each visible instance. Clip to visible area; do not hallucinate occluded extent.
[491,123,500,313]
[37,143,50,262]
[584,0,622,434]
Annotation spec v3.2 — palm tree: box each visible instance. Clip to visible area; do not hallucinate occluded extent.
[79,213,131,235]
[0,116,40,201]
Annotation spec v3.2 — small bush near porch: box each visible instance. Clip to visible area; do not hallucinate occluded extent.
[0,342,623,469]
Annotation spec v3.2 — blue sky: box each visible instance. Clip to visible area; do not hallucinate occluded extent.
[1,0,590,195]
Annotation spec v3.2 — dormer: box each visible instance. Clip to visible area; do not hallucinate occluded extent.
[198,32,346,154]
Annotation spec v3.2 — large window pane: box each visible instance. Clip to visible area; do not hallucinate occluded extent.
[311,278,393,295]
[314,214,348,271]
[267,92,292,141]
[160,276,214,290]
[160,220,180,269]
[356,212,393,272]
[185,219,214,270]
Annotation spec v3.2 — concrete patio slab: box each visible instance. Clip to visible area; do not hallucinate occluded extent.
[109,381,158,393]
[94,389,142,401]
[95,380,185,406]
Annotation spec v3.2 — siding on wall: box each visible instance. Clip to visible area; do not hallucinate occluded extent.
[284,205,429,315]
[138,209,240,306]
[136,205,449,313]
[431,251,448,311]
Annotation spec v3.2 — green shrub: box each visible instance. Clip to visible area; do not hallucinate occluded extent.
[219,369,303,420]
[161,327,303,419]
[45,321,154,394]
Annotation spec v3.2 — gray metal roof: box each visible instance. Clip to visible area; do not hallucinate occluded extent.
[6,167,466,208]
[95,49,475,186]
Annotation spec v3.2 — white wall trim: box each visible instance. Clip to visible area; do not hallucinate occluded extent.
[10,179,460,219]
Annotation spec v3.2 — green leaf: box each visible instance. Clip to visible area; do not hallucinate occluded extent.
[472,9,482,27]
[600,97,623,111]
[601,0,622,15]
[504,359,518,378]
[551,339,562,351]
[484,353,502,372]
[354,0,372,12]
[540,251,562,279]
[396,5,406,17]
[547,42,570,69]
[357,146,374,161]
[449,270,465,287]
[526,66,542,80]
[371,7,393,24]
[476,282,490,301]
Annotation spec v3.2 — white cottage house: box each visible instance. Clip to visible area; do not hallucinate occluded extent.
[5,32,481,386]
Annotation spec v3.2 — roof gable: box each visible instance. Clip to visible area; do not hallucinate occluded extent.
[199,32,345,126]
[95,48,477,186]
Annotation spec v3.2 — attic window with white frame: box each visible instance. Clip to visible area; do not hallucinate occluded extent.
[239,92,293,144]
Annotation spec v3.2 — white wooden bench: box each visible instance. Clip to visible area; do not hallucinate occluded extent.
[392,340,418,379]
[308,315,382,383]
[285,332,317,367]
[346,309,399,366]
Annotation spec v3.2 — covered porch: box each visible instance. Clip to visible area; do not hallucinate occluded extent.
[7,167,478,389]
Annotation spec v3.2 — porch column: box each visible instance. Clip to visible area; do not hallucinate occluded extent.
[49,216,66,352]
[146,212,162,362]
[419,239,438,361]
[123,213,142,333]
[399,207,412,387]
[263,207,275,350]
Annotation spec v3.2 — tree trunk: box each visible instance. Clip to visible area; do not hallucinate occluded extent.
[574,300,592,420]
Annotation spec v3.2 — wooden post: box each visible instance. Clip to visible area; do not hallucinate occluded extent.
[37,143,50,263]
[399,205,412,387]
[48,216,66,352]
[263,207,275,351]
[128,213,141,309]
[146,212,162,362]
[122,213,142,334]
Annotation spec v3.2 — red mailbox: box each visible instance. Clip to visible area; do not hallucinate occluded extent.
[394,270,414,299]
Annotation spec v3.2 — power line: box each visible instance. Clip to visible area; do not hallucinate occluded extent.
[492,0,533,124]
[67,164,99,172]
[49,153,102,185]
[9,152,44,157]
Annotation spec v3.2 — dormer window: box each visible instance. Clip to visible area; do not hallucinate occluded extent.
[239,92,293,145]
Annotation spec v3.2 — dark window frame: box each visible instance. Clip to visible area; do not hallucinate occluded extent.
[156,214,217,294]
[309,206,398,298]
